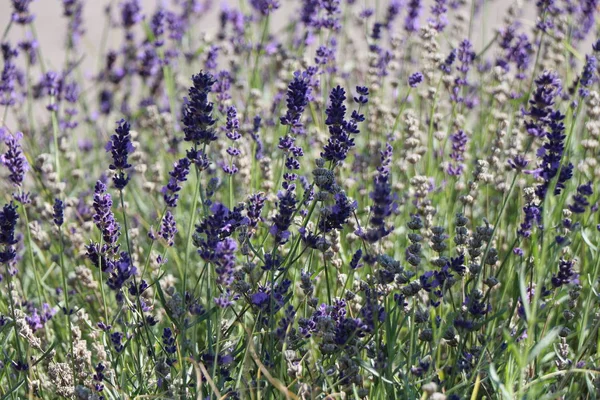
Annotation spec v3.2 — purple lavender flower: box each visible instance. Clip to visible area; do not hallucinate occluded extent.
[270,185,298,245]
[158,211,178,246]
[247,192,266,236]
[111,331,125,353]
[213,70,232,113]
[322,86,357,164]
[573,0,597,42]
[11,0,35,25]
[162,328,177,355]
[440,48,457,74]
[280,71,311,135]
[91,180,121,252]
[106,252,137,293]
[106,119,134,189]
[356,143,398,243]
[63,0,85,49]
[205,45,220,70]
[150,8,166,46]
[163,157,191,207]
[579,55,597,98]
[349,249,363,269]
[408,72,424,88]
[223,106,240,175]
[18,38,38,65]
[518,203,541,238]
[0,131,28,188]
[195,202,248,260]
[404,0,422,33]
[182,71,218,145]
[551,258,576,288]
[429,0,448,31]
[568,182,593,214]
[456,39,475,79]
[0,202,19,264]
[354,86,369,104]
[384,0,403,28]
[25,303,56,332]
[508,155,529,171]
[535,110,573,198]
[53,198,64,227]
[250,0,280,15]
[0,43,20,107]
[249,115,264,160]
[525,71,562,138]
[319,192,357,233]
[320,0,342,31]
[447,130,468,176]
[214,237,237,287]
[120,0,143,29]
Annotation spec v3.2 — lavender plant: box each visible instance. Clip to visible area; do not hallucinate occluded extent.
[1,0,600,399]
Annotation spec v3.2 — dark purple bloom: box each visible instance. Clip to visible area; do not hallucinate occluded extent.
[440,48,457,74]
[447,130,468,176]
[111,331,125,353]
[120,0,143,29]
[322,86,357,163]
[182,71,218,145]
[280,71,311,135]
[163,157,191,208]
[349,248,363,269]
[214,237,237,287]
[1,131,28,188]
[91,180,121,253]
[0,202,19,264]
[579,55,597,98]
[525,71,562,138]
[408,72,423,88]
[319,0,341,31]
[106,251,137,293]
[247,192,266,236]
[270,185,298,245]
[53,198,64,227]
[551,258,576,288]
[569,182,593,214]
[319,192,357,233]
[162,328,177,355]
[518,203,541,238]
[356,143,398,243]
[11,0,35,25]
[158,211,178,246]
[354,86,369,104]
[195,202,248,260]
[508,155,529,171]
[106,119,134,189]
[535,111,573,198]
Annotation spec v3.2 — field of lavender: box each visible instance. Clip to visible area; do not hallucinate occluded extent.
[1,0,600,398]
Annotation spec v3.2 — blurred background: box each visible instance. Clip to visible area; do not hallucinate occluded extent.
[0,0,534,74]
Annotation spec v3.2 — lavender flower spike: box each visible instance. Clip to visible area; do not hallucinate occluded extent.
[106,119,134,190]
